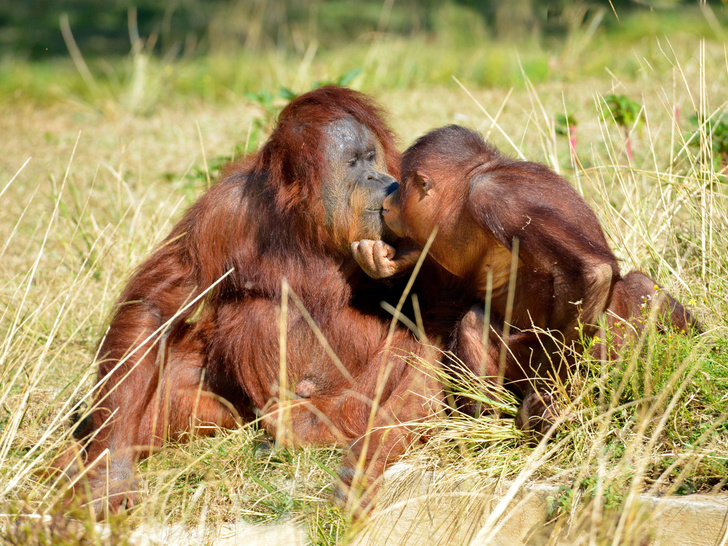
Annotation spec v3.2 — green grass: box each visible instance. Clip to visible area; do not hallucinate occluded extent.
[2,3,727,109]
[1,5,728,544]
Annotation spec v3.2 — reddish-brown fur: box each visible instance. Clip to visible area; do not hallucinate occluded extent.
[595,270,700,359]
[51,87,442,517]
[382,126,620,431]
[354,125,700,434]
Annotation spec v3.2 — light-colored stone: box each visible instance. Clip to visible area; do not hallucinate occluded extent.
[126,521,306,545]
[355,465,728,546]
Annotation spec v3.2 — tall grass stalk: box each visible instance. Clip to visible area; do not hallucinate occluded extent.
[1,19,726,544]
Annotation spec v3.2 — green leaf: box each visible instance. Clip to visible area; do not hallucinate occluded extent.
[335,67,362,87]
[603,93,641,128]
[279,87,297,100]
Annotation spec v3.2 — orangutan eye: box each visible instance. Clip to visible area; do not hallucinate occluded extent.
[366,150,376,161]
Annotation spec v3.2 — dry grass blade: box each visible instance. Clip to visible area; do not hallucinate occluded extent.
[1,11,727,544]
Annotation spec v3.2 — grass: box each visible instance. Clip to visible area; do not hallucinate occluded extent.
[1,5,728,544]
[2,3,727,109]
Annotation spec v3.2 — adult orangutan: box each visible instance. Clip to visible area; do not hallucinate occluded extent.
[51,86,442,516]
[353,125,699,433]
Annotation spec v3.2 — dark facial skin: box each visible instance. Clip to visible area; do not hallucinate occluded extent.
[381,184,406,238]
[322,117,398,243]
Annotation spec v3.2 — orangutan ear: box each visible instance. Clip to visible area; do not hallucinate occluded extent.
[413,171,433,194]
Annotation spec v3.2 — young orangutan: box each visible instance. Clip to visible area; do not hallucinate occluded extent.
[354,125,621,433]
[355,125,702,433]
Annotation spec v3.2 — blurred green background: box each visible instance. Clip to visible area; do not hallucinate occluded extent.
[1,0,727,105]
[1,0,724,58]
